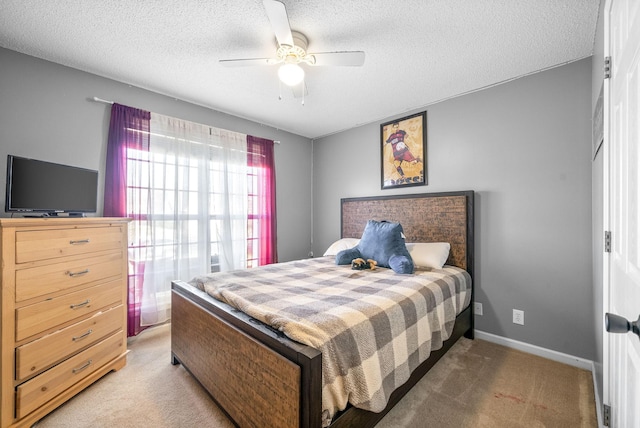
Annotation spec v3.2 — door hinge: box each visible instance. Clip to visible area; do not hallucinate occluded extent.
[603,404,611,426]
[605,56,611,79]
[605,231,612,253]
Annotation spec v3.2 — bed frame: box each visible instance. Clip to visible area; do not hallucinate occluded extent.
[171,190,474,428]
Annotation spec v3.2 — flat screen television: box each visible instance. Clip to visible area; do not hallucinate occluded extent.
[5,155,98,216]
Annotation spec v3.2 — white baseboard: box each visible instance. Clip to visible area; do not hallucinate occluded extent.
[474,330,593,371]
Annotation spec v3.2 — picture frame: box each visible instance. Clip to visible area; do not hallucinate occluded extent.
[380,111,427,189]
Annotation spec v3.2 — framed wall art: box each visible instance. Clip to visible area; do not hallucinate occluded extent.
[380,111,427,189]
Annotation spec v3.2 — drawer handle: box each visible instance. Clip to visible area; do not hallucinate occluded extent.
[70,299,90,309]
[67,269,90,277]
[69,239,90,245]
[72,359,92,374]
[72,329,93,342]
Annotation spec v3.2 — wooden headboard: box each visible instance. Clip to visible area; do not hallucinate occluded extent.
[341,191,474,275]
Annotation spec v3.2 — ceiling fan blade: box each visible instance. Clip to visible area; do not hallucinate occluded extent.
[309,51,365,66]
[291,81,308,99]
[263,0,294,47]
[219,58,273,67]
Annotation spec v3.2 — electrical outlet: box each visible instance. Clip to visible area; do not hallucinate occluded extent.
[513,309,524,325]
[474,302,483,316]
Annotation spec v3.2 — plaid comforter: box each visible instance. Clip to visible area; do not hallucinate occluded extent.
[190,257,471,426]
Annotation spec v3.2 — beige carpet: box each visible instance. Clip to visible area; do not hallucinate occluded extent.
[34,324,597,428]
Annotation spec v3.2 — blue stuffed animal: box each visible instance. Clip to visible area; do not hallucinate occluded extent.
[336,220,414,274]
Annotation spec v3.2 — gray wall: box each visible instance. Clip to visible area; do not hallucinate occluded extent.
[0,48,313,262]
[313,58,595,359]
[591,0,606,409]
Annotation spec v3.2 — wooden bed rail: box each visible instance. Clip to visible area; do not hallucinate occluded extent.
[171,280,323,428]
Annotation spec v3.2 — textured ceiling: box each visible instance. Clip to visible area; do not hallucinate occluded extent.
[0,0,600,139]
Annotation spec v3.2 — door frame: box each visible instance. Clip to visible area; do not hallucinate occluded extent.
[601,0,611,412]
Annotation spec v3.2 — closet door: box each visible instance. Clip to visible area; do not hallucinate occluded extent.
[605,0,640,426]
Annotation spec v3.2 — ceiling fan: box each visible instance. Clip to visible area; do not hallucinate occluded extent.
[219,0,365,99]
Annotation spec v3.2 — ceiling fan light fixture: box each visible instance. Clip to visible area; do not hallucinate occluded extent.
[278,63,304,86]
[219,2,365,98]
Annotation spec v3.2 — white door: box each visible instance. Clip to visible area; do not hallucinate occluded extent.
[605,0,640,426]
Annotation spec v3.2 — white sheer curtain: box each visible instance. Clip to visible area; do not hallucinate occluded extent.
[136,113,248,326]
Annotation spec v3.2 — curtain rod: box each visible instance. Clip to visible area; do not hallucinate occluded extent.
[91,96,280,144]
[92,96,114,105]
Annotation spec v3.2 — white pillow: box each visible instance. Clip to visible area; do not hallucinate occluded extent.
[323,238,360,256]
[406,242,451,269]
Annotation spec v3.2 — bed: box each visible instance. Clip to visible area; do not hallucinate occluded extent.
[170,190,474,428]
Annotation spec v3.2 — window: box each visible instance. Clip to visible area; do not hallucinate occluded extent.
[105,104,275,335]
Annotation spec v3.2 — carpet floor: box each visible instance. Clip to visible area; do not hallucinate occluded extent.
[34,323,597,428]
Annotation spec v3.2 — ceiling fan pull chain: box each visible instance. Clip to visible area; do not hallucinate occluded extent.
[301,77,305,106]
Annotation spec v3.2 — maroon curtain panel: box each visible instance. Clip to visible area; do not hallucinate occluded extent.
[247,136,277,265]
[104,103,150,337]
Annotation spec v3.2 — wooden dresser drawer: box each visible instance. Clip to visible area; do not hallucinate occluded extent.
[15,252,123,302]
[15,305,124,381]
[15,226,124,264]
[15,332,124,419]
[15,281,122,341]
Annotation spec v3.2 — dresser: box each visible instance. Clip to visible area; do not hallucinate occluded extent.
[0,217,129,428]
